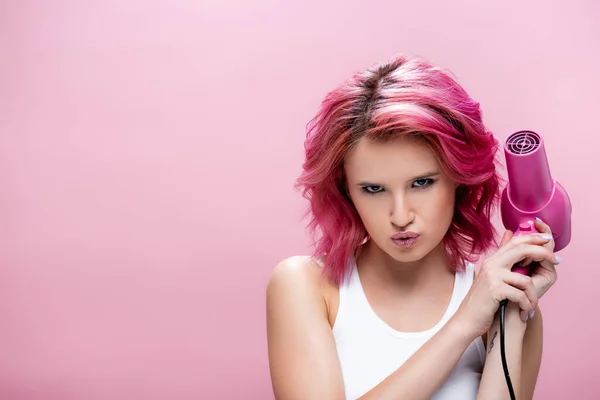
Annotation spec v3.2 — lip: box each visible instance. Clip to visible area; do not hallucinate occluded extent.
[391,234,420,249]
[391,232,420,240]
[391,232,420,249]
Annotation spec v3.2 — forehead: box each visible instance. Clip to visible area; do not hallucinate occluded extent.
[344,136,440,181]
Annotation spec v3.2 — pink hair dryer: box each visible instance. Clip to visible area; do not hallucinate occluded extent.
[500,130,572,275]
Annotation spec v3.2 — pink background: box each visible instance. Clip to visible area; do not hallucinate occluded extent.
[1,1,598,399]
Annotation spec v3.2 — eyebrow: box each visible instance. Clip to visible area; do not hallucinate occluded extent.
[356,171,441,186]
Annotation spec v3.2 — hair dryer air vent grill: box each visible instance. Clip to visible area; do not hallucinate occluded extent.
[506,131,541,154]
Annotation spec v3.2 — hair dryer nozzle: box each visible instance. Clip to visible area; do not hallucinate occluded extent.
[501,130,572,253]
[504,131,552,210]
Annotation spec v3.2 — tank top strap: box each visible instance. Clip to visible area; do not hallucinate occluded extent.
[451,261,476,301]
[333,259,366,335]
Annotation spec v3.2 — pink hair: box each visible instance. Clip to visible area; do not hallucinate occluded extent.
[295,55,505,286]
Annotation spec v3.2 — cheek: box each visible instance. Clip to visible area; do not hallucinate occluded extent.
[429,188,456,221]
[413,184,452,217]
[352,196,383,227]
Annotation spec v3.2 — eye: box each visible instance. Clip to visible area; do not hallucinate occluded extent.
[413,178,435,188]
[362,185,384,194]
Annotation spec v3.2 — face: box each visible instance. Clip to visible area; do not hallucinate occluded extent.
[344,135,457,263]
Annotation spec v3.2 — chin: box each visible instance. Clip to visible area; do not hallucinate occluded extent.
[391,248,428,262]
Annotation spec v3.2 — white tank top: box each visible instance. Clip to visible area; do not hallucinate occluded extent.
[332,260,486,399]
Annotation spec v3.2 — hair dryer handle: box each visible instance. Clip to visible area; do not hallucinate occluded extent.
[510,220,539,276]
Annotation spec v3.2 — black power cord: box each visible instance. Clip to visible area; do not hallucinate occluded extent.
[499,299,517,400]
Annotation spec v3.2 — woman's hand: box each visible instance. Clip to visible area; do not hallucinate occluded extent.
[518,217,561,299]
[454,229,561,338]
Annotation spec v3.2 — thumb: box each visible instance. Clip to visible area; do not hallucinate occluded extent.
[499,230,513,248]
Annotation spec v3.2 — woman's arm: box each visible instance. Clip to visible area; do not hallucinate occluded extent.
[477,303,543,400]
[357,311,479,400]
[266,257,481,400]
[520,305,543,399]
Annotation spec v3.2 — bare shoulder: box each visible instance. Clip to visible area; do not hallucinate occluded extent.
[267,255,339,321]
[268,255,326,287]
[266,256,345,398]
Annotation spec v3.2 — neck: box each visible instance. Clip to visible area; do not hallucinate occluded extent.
[355,240,454,293]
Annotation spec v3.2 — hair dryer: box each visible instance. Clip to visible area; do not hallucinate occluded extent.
[500,130,572,275]
[498,130,572,400]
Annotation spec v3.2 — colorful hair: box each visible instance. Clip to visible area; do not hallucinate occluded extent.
[295,55,505,286]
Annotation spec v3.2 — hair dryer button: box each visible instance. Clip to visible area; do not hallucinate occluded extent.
[519,222,533,231]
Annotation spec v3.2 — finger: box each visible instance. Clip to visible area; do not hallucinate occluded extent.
[531,259,558,285]
[533,258,558,274]
[533,217,551,234]
[496,232,554,256]
[499,230,514,248]
[494,285,533,322]
[499,243,560,269]
[534,217,556,251]
[502,270,538,311]
[530,261,558,299]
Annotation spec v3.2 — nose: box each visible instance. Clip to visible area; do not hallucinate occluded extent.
[390,193,415,229]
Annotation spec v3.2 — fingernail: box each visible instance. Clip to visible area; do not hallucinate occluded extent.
[536,217,543,223]
[541,234,553,240]
[521,310,529,322]
[555,255,562,264]
[530,310,535,319]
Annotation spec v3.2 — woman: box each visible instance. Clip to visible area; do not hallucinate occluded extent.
[266,55,560,399]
